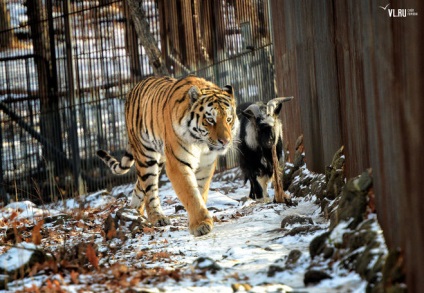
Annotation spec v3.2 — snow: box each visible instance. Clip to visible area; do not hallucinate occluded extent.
[0,168,369,292]
[0,242,37,272]
[329,219,353,245]
[1,200,61,221]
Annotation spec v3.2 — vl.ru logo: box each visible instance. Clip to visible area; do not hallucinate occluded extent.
[379,3,419,17]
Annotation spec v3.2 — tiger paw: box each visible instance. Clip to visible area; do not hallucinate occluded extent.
[151,215,171,227]
[190,218,214,236]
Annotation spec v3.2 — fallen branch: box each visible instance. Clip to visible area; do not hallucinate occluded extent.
[272,145,293,205]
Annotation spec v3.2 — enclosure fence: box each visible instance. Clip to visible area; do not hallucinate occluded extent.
[0,0,275,203]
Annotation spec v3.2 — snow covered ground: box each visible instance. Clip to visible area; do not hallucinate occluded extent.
[0,168,367,292]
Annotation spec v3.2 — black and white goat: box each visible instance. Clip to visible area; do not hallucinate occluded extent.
[237,97,293,201]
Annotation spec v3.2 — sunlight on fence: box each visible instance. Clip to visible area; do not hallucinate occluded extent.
[0,0,275,203]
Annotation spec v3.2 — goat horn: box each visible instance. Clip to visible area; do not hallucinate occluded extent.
[244,103,262,118]
[267,96,294,115]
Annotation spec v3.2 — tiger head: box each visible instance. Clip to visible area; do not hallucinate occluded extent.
[187,85,239,154]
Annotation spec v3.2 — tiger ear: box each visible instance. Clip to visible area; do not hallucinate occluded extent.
[223,85,233,95]
[188,86,202,104]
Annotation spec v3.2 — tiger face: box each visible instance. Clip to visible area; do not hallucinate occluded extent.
[187,86,238,154]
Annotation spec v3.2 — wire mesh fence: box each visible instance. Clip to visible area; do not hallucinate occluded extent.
[0,0,275,204]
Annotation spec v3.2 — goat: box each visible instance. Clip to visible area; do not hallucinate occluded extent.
[237,97,293,202]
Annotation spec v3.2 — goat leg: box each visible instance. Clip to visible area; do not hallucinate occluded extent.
[249,176,264,200]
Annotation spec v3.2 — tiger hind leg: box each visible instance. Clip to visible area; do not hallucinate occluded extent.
[131,158,170,227]
[129,179,146,215]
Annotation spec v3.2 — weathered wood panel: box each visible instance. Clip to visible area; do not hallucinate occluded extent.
[271,0,341,171]
[271,0,424,291]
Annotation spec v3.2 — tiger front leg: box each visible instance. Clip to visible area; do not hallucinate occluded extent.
[166,160,213,236]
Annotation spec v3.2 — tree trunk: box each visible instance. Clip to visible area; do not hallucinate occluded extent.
[126,0,169,76]
[27,0,64,177]
[0,0,14,49]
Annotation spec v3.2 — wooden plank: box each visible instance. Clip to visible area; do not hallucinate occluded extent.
[272,0,424,291]
[271,0,302,164]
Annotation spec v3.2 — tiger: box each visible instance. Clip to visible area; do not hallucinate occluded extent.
[97,75,239,236]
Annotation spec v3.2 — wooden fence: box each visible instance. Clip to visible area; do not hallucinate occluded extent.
[271,0,423,291]
[1,0,423,289]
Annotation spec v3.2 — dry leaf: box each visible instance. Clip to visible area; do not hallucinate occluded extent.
[136,251,146,259]
[32,220,44,245]
[143,227,155,234]
[152,251,170,261]
[10,211,18,221]
[70,270,79,284]
[86,244,99,270]
[112,263,129,278]
[106,224,117,240]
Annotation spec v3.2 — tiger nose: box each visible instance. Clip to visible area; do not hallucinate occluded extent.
[218,138,229,146]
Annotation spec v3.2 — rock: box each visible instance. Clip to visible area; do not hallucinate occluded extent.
[322,247,335,259]
[304,269,332,285]
[309,231,330,259]
[281,215,313,228]
[267,264,285,277]
[324,146,345,200]
[329,170,371,230]
[284,225,321,237]
[283,135,306,189]
[343,220,377,251]
[310,175,326,200]
[0,242,48,279]
[43,214,72,226]
[268,250,303,277]
[193,257,221,273]
[175,205,186,213]
[104,207,152,240]
[381,248,406,291]
[285,249,302,267]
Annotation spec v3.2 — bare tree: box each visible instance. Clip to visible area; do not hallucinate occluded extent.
[126,0,169,76]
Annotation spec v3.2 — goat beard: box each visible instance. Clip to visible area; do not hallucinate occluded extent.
[272,145,292,204]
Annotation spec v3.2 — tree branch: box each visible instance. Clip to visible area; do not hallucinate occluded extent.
[126,0,169,76]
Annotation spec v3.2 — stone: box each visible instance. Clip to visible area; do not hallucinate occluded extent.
[284,225,321,237]
[324,146,346,200]
[281,215,313,228]
[267,265,285,277]
[304,269,332,285]
[309,231,330,259]
[43,214,72,226]
[329,170,373,230]
[193,257,221,273]
[104,207,152,240]
[285,249,302,267]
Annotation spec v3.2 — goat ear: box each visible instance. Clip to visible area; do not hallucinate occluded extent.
[274,103,283,116]
[222,85,233,95]
[243,104,261,120]
[242,109,255,120]
[188,86,202,104]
